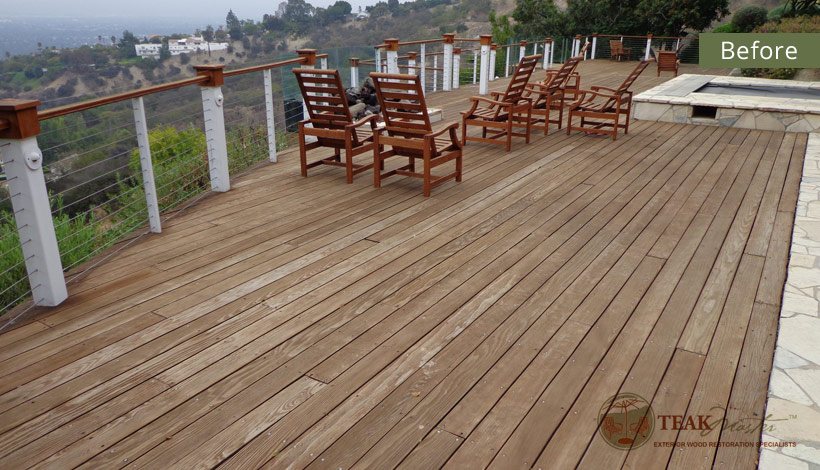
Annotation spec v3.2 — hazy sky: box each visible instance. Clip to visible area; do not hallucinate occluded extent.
[4,0,384,21]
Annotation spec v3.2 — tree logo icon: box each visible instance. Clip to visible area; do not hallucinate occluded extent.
[597,392,655,450]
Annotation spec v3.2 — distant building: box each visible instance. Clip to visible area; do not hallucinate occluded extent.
[135,36,229,59]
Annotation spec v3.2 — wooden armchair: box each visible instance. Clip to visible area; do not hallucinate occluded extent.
[566,59,653,140]
[461,54,541,151]
[370,72,462,197]
[293,68,378,183]
[524,56,581,135]
[610,40,631,61]
[656,50,680,76]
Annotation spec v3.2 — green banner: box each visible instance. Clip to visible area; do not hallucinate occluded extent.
[700,33,820,68]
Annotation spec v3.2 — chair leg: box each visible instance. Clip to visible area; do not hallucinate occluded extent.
[409,156,415,173]
[557,94,565,129]
[333,147,341,162]
[505,117,512,151]
[456,151,462,182]
[423,149,431,197]
[345,140,354,184]
[566,109,572,135]
[298,124,308,177]
[462,116,468,146]
[525,105,532,144]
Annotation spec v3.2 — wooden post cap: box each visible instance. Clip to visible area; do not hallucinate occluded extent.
[0,99,41,139]
[575,34,582,40]
[593,33,599,37]
[480,34,493,46]
[442,33,455,44]
[453,47,461,55]
[349,57,360,66]
[407,52,418,60]
[520,40,527,47]
[545,38,552,43]
[647,34,653,39]
[491,43,498,50]
[296,49,318,66]
[193,64,225,87]
[384,39,400,51]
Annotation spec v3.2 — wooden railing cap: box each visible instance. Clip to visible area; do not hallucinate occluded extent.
[296,49,318,66]
[442,33,455,44]
[0,99,41,139]
[480,34,493,46]
[193,64,226,87]
[384,39,400,51]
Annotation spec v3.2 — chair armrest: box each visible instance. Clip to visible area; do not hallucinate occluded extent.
[345,114,378,129]
[591,86,617,92]
[490,91,504,99]
[426,122,459,139]
[468,96,511,107]
[425,122,462,150]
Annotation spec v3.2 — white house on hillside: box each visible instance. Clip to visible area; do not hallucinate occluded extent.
[135,36,229,58]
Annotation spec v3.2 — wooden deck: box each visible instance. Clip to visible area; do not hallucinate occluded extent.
[0,60,807,470]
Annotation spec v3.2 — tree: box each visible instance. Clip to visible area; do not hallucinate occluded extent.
[512,0,571,37]
[326,0,352,22]
[203,25,215,42]
[117,30,139,58]
[159,40,171,60]
[283,0,316,35]
[110,35,117,45]
[226,9,244,39]
[635,0,729,35]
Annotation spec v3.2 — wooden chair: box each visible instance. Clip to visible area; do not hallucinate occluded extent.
[370,72,462,197]
[293,68,378,183]
[461,54,541,151]
[609,40,631,61]
[523,56,581,135]
[565,59,653,140]
[656,50,680,76]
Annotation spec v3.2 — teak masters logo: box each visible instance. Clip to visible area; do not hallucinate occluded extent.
[597,393,655,450]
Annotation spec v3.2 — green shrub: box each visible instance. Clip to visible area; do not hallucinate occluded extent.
[732,5,769,32]
[712,23,740,32]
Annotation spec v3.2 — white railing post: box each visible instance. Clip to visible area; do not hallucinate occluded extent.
[479,34,491,95]
[442,33,454,92]
[420,44,426,95]
[505,44,510,77]
[472,50,478,84]
[262,69,278,163]
[591,33,598,60]
[645,34,653,61]
[194,65,230,193]
[296,50,316,145]
[0,100,68,307]
[385,38,399,74]
[349,57,360,87]
[407,52,417,79]
[519,40,526,62]
[130,97,161,232]
[432,55,438,92]
[319,56,328,70]
[375,47,381,73]
[489,43,497,81]
[675,38,681,51]
[452,47,461,89]
[545,39,552,69]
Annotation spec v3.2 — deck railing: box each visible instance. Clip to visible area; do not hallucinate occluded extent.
[0,49,331,318]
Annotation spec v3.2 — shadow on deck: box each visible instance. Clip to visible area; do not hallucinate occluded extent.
[0,60,806,470]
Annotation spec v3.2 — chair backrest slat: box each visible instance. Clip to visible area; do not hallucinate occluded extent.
[293,68,353,128]
[371,72,432,137]
[610,40,623,55]
[544,56,581,93]
[500,55,541,104]
[616,59,652,94]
